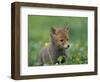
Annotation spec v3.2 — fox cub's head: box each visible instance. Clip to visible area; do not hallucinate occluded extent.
[50,26,70,49]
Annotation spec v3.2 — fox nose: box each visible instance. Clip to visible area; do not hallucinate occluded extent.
[67,44,70,48]
[64,44,70,49]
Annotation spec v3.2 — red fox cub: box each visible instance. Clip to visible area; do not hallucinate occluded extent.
[38,25,70,65]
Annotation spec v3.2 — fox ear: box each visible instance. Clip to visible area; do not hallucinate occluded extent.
[51,27,56,34]
[64,24,69,32]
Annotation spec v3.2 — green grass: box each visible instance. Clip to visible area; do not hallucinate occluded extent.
[28,15,88,66]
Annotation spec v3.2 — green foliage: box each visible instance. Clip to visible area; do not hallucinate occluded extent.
[67,41,88,64]
[57,56,63,64]
[28,15,88,66]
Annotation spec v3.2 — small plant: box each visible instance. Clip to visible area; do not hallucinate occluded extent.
[57,56,65,64]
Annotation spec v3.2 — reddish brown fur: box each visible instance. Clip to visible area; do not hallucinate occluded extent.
[38,26,70,65]
[51,27,69,49]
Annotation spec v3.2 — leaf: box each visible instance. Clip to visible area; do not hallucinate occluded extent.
[57,56,63,63]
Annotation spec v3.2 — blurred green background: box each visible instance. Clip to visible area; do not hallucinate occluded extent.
[28,15,88,66]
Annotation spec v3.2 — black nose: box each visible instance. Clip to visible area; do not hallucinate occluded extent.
[68,45,70,48]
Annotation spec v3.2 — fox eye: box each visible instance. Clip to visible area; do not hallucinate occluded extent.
[60,39,64,42]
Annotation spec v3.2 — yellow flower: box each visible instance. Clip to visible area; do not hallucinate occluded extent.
[45,42,49,47]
